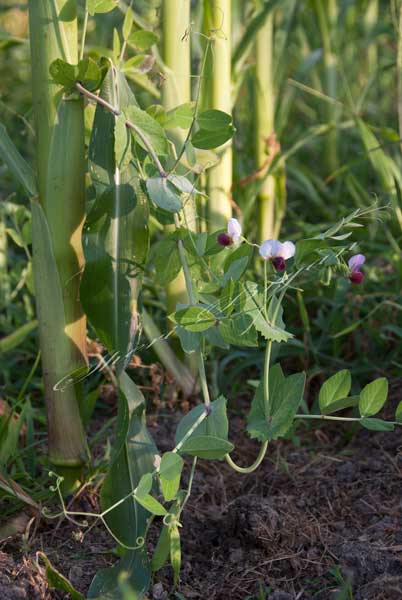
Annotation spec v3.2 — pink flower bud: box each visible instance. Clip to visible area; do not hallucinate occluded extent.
[348,271,364,284]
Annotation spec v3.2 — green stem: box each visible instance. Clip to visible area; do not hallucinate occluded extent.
[80,8,89,61]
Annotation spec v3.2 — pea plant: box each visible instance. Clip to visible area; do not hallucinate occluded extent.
[1,3,399,599]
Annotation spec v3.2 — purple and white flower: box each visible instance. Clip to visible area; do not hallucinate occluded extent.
[217,218,242,247]
[259,239,296,272]
[348,253,365,284]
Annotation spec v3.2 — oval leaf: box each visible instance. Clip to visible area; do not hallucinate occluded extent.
[359,378,388,417]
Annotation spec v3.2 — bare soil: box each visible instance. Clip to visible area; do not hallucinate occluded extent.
[1,402,402,600]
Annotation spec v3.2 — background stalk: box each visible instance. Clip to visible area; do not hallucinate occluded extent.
[162,0,196,318]
[203,0,233,231]
[28,0,88,471]
[255,10,276,241]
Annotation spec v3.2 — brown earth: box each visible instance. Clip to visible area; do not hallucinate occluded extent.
[1,405,402,600]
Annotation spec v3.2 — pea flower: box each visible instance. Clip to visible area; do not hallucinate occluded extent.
[259,239,295,272]
[348,254,365,284]
[217,218,242,247]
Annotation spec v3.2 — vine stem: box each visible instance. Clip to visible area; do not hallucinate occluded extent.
[174,213,211,407]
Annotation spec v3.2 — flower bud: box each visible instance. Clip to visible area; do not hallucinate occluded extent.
[217,232,233,247]
[272,256,286,272]
[348,271,364,284]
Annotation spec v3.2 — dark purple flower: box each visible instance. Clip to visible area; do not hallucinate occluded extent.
[272,256,286,272]
[217,232,233,247]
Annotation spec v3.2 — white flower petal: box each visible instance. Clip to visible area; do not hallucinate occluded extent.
[259,239,280,259]
[227,218,242,242]
[278,241,296,260]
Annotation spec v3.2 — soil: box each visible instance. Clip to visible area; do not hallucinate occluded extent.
[1,401,402,600]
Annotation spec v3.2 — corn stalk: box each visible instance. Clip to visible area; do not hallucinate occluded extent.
[203,0,233,231]
[161,0,196,318]
[28,1,88,472]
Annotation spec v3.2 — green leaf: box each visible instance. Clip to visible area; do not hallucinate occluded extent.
[87,0,118,15]
[320,396,360,415]
[82,70,148,368]
[319,370,352,414]
[176,327,201,354]
[219,314,258,347]
[170,306,216,332]
[38,552,84,600]
[114,113,132,171]
[0,123,37,196]
[124,105,168,156]
[128,30,159,51]
[151,526,170,572]
[49,58,78,88]
[396,401,402,423]
[135,473,153,499]
[135,494,167,516]
[152,239,181,285]
[165,103,194,129]
[78,57,103,92]
[359,378,388,417]
[123,7,134,40]
[242,282,293,343]
[175,396,229,444]
[196,109,232,130]
[146,177,182,213]
[247,369,306,441]
[180,435,234,460]
[88,551,150,600]
[159,452,183,502]
[191,126,234,150]
[0,320,38,354]
[360,417,394,432]
[222,257,249,286]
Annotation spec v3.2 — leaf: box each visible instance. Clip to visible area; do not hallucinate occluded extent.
[78,57,103,92]
[0,473,39,509]
[38,552,84,600]
[396,401,402,423]
[360,417,394,432]
[219,314,258,347]
[319,370,352,414]
[359,378,388,417]
[242,282,293,343]
[222,257,249,286]
[151,526,171,572]
[196,109,232,130]
[82,70,149,368]
[165,103,194,129]
[87,0,118,15]
[135,494,167,516]
[128,30,159,51]
[49,58,78,88]
[320,396,360,415]
[191,126,234,150]
[122,7,134,40]
[247,369,306,442]
[175,396,229,444]
[124,105,168,156]
[135,473,153,499]
[170,306,217,332]
[146,177,182,213]
[176,327,201,354]
[114,113,132,172]
[88,373,156,599]
[159,452,183,502]
[179,435,234,460]
[152,239,182,285]
[0,123,37,197]
[0,320,38,353]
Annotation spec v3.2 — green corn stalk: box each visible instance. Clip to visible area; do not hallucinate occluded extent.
[312,0,339,174]
[203,0,233,231]
[255,9,277,241]
[28,1,88,472]
[161,0,196,320]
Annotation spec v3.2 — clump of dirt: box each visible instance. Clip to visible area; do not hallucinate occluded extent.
[1,405,402,599]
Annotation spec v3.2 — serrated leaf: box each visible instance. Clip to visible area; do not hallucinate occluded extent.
[319,370,352,413]
[170,306,216,332]
[146,177,182,213]
[359,378,388,417]
[242,282,292,343]
[219,313,258,347]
